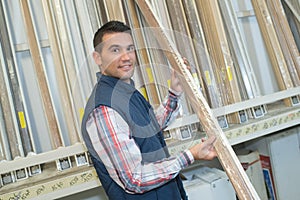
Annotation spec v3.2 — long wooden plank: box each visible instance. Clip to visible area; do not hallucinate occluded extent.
[197,0,242,103]
[138,2,193,111]
[122,2,150,101]
[105,0,126,21]
[0,7,23,159]
[41,0,80,145]
[152,1,195,112]
[141,24,170,102]
[151,1,173,34]
[0,103,8,160]
[134,0,260,199]
[266,0,300,86]
[165,0,206,97]
[164,0,204,114]
[124,0,161,106]
[85,0,101,33]
[218,0,262,99]
[284,0,300,22]
[19,0,63,149]
[251,0,294,106]
[137,1,170,102]
[0,42,16,160]
[73,0,95,85]
[195,0,242,123]
[0,124,7,161]
[181,0,222,109]
[282,1,300,53]
[0,1,35,156]
[51,0,88,136]
[95,0,109,23]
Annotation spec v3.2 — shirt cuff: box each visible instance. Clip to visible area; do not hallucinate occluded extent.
[169,88,182,97]
[178,150,195,168]
[184,150,195,165]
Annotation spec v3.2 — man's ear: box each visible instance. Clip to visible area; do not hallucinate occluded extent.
[92,51,102,66]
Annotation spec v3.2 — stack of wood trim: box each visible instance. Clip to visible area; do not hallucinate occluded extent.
[195,0,242,123]
[124,0,161,105]
[0,1,36,159]
[20,0,63,149]
[41,0,80,144]
[251,0,296,106]
[182,0,222,109]
[266,0,300,87]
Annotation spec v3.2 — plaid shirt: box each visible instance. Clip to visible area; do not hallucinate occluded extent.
[86,91,194,193]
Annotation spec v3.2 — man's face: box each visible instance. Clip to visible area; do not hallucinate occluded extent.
[94,32,136,83]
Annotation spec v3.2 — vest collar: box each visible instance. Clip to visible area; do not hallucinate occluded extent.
[96,72,136,94]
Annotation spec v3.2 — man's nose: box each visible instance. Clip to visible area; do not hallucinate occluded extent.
[120,51,131,60]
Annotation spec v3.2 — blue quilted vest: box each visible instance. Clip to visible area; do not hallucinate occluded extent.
[81,73,187,200]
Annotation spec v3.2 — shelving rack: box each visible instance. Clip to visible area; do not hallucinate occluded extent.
[1,86,299,199]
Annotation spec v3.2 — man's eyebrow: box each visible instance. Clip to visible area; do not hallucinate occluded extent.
[108,44,121,50]
[108,44,135,50]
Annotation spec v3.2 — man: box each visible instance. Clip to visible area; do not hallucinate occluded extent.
[81,20,217,200]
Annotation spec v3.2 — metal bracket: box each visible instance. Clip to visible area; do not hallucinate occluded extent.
[1,172,15,185]
[177,125,192,140]
[28,164,42,176]
[14,168,28,181]
[251,105,265,118]
[291,96,300,106]
[217,116,229,129]
[56,157,72,171]
[238,110,248,123]
[75,153,89,167]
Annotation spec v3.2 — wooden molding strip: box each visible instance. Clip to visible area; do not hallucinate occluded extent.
[165,0,204,114]
[284,0,300,22]
[73,0,95,83]
[267,0,300,86]
[95,0,109,23]
[41,0,80,144]
[134,0,260,199]
[282,0,300,58]
[85,0,101,33]
[219,0,262,99]
[251,0,294,106]
[51,0,87,137]
[196,0,242,104]
[19,0,63,149]
[105,0,126,21]
[195,0,242,123]
[0,1,29,158]
[0,41,18,160]
[181,0,222,109]
[124,0,161,105]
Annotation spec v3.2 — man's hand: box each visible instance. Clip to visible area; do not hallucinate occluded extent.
[170,58,191,95]
[189,136,217,160]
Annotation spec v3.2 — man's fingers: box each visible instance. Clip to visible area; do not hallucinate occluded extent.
[202,136,216,144]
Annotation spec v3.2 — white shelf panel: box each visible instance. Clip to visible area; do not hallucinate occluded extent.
[227,107,300,145]
[0,143,87,174]
[0,166,100,199]
[166,86,300,130]
[167,106,300,155]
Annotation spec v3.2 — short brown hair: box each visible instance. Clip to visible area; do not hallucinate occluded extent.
[93,21,131,52]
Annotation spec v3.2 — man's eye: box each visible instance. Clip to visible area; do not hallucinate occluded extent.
[112,48,120,53]
[128,46,135,51]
